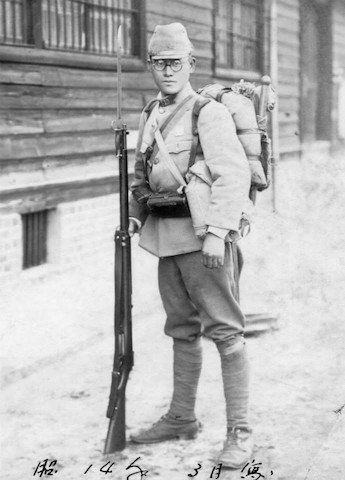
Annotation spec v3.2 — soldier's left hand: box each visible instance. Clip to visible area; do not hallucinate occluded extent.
[201,233,225,268]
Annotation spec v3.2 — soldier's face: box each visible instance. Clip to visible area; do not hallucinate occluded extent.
[149,56,195,95]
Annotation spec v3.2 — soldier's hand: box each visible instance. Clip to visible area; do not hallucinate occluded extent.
[248,159,267,190]
[201,233,225,269]
[239,214,251,237]
[128,218,139,237]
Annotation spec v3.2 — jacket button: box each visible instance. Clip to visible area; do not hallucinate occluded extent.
[153,157,159,164]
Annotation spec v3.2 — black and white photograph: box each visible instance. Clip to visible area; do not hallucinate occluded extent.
[1,1,345,479]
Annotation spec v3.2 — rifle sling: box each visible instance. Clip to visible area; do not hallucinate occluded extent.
[114,233,124,324]
[188,96,211,169]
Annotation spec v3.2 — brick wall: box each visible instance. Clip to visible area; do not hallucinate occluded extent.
[0,213,22,277]
[333,0,345,141]
[0,194,119,281]
[48,194,118,266]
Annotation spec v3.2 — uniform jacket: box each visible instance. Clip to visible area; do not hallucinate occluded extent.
[129,87,251,258]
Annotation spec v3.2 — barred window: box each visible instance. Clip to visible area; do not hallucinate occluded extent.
[214,0,264,72]
[0,0,143,56]
[22,210,48,269]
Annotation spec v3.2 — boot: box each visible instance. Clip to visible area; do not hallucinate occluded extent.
[219,427,253,469]
[217,338,253,468]
[130,413,200,444]
[131,337,202,444]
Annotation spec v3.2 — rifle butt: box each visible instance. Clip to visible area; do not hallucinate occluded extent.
[103,397,126,454]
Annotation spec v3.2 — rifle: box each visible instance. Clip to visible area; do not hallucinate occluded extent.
[104,25,134,454]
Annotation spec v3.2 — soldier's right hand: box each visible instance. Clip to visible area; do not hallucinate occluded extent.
[201,233,225,268]
[128,218,139,237]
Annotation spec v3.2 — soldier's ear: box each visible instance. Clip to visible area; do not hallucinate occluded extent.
[189,56,196,73]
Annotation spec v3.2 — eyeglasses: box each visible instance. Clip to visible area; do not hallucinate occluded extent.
[151,59,185,72]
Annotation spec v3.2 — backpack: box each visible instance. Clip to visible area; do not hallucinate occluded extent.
[196,80,275,196]
[134,80,275,207]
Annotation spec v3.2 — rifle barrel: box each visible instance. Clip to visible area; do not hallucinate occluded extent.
[117,26,123,126]
[119,125,129,231]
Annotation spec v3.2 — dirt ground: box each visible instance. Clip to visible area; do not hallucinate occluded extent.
[1,151,345,480]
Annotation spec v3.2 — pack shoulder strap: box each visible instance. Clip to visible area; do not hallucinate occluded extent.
[237,128,262,135]
[143,98,159,116]
[188,96,211,168]
[147,94,195,160]
[153,125,187,188]
[216,87,232,103]
[142,94,196,185]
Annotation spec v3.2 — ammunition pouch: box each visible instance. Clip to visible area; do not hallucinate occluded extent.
[147,191,190,218]
[132,185,153,205]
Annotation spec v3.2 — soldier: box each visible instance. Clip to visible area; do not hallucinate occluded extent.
[128,23,253,468]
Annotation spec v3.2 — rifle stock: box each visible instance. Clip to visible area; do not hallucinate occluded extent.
[104,123,133,454]
[104,386,126,452]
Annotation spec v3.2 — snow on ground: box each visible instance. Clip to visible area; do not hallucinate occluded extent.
[1,150,345,480]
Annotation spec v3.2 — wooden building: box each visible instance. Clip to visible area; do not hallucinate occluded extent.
[0,0,344,279]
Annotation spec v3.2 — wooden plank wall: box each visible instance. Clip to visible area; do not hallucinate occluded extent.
[0,0,215,212]
[146,0,214,90]
[333,1,345,73]
[276,0,301,156]
[0,61,155,210]
[332,0,345,142]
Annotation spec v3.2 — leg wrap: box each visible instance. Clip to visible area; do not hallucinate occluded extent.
[217,337,251,431]
[168,337,203,422]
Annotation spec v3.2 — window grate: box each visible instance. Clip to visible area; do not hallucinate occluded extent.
[215,0,264,72]
[0,0,25,45]
[0,0,142,57]
[22,210,48,269]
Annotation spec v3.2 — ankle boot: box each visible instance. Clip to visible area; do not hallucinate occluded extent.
[219,427,253,468]
[130,414,200,444]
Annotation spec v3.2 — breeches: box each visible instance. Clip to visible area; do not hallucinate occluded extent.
[158,243,245,343]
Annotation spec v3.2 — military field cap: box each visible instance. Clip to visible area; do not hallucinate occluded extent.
[148,22,194,59]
